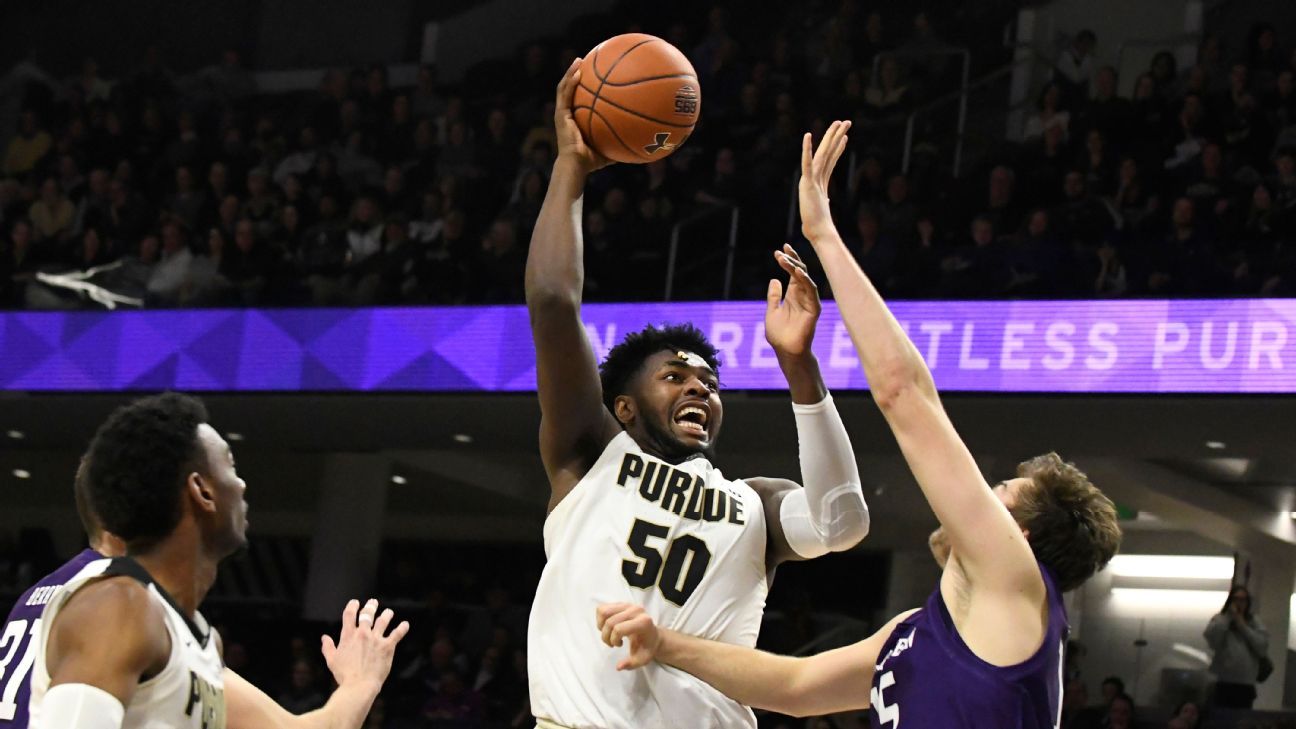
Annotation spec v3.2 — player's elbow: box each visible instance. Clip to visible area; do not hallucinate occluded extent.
[828,495,870,551]
[524,284,579,315]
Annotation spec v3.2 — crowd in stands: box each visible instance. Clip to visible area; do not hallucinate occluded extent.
[31,0,1296,308]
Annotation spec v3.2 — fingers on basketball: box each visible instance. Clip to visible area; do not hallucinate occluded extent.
[574,35,700,165]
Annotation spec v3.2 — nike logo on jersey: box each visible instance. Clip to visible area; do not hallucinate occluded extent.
[616,453,746,525]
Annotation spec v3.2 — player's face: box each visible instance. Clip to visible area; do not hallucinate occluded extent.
[196,423,249,556]
[631,350,723,461]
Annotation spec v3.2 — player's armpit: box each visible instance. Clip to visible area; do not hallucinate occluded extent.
[45,577,170,707]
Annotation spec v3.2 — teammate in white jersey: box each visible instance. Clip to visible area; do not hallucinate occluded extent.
[11,455,407,729]
[28,393,410,729]
[523,60,872,729]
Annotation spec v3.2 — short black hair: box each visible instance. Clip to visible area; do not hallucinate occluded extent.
[72,456,102,542]
[1102,676,1125,691]
[85,393,210,551]
[599,323,720,411]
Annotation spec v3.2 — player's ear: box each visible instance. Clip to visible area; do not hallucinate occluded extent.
[613,394,636,426]
[188,471,219,514]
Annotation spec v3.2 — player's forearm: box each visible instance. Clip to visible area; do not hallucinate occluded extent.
[806,231,935,408]
[525,158,588,307]
[295,680,382,729]
[777,351,827,405]
[655,628,808,716]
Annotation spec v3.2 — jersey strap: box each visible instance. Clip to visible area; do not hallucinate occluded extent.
[101,558,212,648]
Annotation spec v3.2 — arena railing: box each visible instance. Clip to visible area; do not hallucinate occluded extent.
[663,202,740,302]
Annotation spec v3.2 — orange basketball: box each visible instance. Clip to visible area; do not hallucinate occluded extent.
[573,34,701,164]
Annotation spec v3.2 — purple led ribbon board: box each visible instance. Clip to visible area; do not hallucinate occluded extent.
[0,299,1292,393]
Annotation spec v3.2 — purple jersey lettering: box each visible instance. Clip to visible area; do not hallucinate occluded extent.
[869,563,1068,729]
[0,549,101,728]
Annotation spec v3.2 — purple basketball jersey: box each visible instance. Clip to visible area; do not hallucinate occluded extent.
[0,549,102,729]
[869,563,1068,729]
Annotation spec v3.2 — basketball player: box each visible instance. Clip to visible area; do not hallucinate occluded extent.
[24,393,408,728]
[1,456,408,729]
[596,121,1123,728]
[524,62,871,728]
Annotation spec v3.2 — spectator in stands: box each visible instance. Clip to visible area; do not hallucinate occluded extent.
[943,214,1009,297]
[1078,130,1117,196]
[224,218,273,305]
[1150,51,1179,101]
[1131,73,1170,153]
[29,177,76,246]
[473,218,523,303]
[1205,585,1269,709]
[1024,82,1070,141]
[982,165,1025,234]
[1009,208,1071,296]
[74,225,116,271]
[1093,242,1129,297]
[278,658,326,714]
[1075,66,1131,147]
[167,165,209,233]
[1167,700,1201,729]
[107,179,152,248]
[1054,29,1096,110]
[1247,22,1282,89]
[422,669,483,724]
[1105,693,1135,729]
[145,223,193,306]
[0,219,38,306]
[1053,170,1115,246]
[845,206,897,291]
[862,57,909,125]
[242,168,280,239]
[3,110,52,178]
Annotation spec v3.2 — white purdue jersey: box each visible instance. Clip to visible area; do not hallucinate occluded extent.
[29,558,226,729]
[529,431,769,729]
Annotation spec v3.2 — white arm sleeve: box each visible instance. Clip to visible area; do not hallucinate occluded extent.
[36,684,125,729]
[779,392,870,558]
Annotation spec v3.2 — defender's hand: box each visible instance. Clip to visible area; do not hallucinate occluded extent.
[321,598,411,691]
[554,58,612,174]
[798,120,851,243]
[596,602,661,671]
[765,244,821,358]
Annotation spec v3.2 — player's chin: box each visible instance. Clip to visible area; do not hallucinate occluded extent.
[671,422,711,448]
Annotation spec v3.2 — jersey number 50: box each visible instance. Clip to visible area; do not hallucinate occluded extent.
[622,519,712,606]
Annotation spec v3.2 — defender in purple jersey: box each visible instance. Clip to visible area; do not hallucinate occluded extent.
[0,548,106,728]
[595,121,1123,729]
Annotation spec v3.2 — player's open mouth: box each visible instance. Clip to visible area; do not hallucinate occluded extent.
[673,403,709,436]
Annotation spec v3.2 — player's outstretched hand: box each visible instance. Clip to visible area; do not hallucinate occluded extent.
[554,58,612,174]
[321,598,411,690]
[798,120,851,243]
[596,602,661,671]
[765,243,821,358]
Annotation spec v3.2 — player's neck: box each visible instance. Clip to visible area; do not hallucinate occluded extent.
[131,529,219,618]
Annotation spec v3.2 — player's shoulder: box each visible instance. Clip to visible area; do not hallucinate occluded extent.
[55,574,166,634]
[742,476,798,501]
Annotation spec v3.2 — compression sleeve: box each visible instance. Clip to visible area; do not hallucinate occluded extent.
[38,683,125,729]
[779,392,870,558]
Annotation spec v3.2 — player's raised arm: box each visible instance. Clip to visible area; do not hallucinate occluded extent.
[752,245,869,566]
[797,121,1040,596]
[526,59,621,510]
[40,579,170,728]
[226,598,409,729]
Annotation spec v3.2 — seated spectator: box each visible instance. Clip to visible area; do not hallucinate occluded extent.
[73,226,117,271]
[166,165,209,233]
[4,110,52,178]
[844,206,897,291]
[1167,700,1201,729]
[1008,208,1072,296]
[29,177,77,246]
[1053,170,1116,245]
[1024,82,1070,141]
[942,215,1010,297]
[0,220,39,306]
[1053,29,1096,110]
[1075,66,1132,145]
[862,57,909,124]
[421,669,483,725]
[473,218,524,303]
[145,224,194,306]
[223,218,274,305]
[1093,242,1129,297]
[241,168,280,240]
[277,658,326,714]
[1077,130,1116,196]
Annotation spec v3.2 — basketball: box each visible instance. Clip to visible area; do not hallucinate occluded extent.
[573,33,701,164]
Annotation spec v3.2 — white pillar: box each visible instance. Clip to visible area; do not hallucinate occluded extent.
[301,454,390,621]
